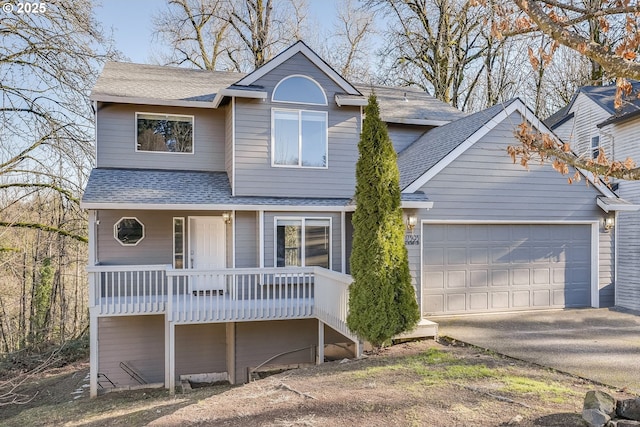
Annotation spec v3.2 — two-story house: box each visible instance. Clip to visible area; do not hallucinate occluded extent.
[546,83,640,313]
[83,41,624,397]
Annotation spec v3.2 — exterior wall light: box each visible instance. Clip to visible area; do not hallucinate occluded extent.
[406,214,417,233]
[222,212,232,224]
[604,216,614,231]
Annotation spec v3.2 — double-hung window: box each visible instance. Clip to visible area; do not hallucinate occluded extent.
[275,218,330,268]
[591,136,600,159]
[271,75,328,168]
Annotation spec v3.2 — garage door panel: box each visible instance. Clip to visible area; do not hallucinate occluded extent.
[423,224,592,315]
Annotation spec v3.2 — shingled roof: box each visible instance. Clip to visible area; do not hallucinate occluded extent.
[398,99,519,190]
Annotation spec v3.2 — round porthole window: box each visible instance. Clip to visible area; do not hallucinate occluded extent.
[114,217,145,246]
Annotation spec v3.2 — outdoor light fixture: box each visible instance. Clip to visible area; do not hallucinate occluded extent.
[406,214,417,233]
[222,212,232,224]
[604,216,614,231]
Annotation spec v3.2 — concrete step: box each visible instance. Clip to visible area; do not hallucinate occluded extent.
[395,319,438,341]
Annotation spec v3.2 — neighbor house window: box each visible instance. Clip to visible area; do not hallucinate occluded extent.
[272,109,327,167]
[114,217,145,246]
[173,217,185,269]
[136,113,193,153]
[276,218,330,268]
[591,136,600,159]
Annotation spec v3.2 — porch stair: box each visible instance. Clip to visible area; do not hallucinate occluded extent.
[120,361,147,385]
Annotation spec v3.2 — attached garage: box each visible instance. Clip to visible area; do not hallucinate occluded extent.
[422,223,593,315]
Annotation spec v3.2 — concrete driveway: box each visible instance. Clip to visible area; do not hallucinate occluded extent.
[431,308,640,394]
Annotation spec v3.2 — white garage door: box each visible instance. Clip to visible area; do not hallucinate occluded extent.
[422,224,591,315]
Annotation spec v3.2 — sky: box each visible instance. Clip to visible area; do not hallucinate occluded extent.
[96,0,342,65]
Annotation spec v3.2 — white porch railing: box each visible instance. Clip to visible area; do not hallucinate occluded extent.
[165,267,315,323]
[87,265,355,334]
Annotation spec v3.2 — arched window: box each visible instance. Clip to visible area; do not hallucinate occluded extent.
[272,75,327,105]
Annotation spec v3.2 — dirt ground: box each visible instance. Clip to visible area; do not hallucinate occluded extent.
[1,339,635,427]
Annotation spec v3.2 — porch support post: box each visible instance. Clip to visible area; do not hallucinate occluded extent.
[166,321,176,395]
[226,322,236,384]
[317,320,324,364]
[89,310,98,398]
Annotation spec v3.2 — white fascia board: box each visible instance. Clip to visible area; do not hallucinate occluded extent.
[385,118,451,126]
[335,95,368,106]
[80,202,348,212]
[90,94,217,109]
[235,42,360,96]
[403,100,522,193]
[401,201,434,209]
[212,88,267,108]
[596,197,640,212]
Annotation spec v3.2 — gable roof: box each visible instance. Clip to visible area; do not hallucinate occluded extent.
[398,98,618,200]
[234,40,361,96]
[399,99,519,191]
[91,62,243,108]
[356,85,466,125]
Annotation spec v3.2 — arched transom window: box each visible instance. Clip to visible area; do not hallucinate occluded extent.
[272,75,327,105]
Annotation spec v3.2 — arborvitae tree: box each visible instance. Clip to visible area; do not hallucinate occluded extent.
[347,94,420,348]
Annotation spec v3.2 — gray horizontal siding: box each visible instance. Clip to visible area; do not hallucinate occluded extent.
[263,211,342,272]
[98,315,165,387]
[388,124,428,153]
[97,103,226,172]
[175,324,227,378]
[234,53,360,198]
[96,210,226,265]
[418,111,613,306]
[234,319,317,384]
[235,211,258,268]
[225,102,233,187]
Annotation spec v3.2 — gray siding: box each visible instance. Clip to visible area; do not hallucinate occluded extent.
[556,94,612,158]
[234,319,317,384]
[235,211,258,268]
[263,211,342,272]
[98,315,165,387]
[96,103,226,171]
[418,111,613,306]
[234,53,360,198]
[225,102,233,188]
[96,210,227,265]
[388,124,429,153]
[175,323,227,378]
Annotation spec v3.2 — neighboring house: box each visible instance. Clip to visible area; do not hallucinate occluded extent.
[82,41,625,397]
[546,83,640,312]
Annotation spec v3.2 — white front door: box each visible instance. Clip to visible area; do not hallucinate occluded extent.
[189,216,226,291]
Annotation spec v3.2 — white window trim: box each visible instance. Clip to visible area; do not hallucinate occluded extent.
[172,217,185,269]
[272,75,328,106]
[273,216,332,268]
[114,216,145,247]
[135,112,195,155]
[591,135,600,159]
[271,108,329,169]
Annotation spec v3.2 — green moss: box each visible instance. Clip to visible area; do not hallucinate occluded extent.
[499,376,577,402]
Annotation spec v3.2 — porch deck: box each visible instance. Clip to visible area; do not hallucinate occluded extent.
[87,265,353,339]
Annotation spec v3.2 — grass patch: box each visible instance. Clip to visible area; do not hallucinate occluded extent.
[499,376,577,403]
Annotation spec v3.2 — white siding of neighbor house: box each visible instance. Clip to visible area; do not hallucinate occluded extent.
[233,53,361,198]
[559,94,612,159]
[388,124,429,154]
[603,119,640,310]
[225,102,233,188]
[96,103,226,172]
[98,315,165,387]
[417,111,614,306]
[262,211,343,272]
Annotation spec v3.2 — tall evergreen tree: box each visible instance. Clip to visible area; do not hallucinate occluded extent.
[347,94,420,348]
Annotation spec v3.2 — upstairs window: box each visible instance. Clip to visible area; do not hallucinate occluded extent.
[591,136,600,159]
[273,109,327,167]
[136,113,194,153]
[272,75,327,105]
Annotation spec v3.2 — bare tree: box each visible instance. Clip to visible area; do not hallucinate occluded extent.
[153,0,308,72]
